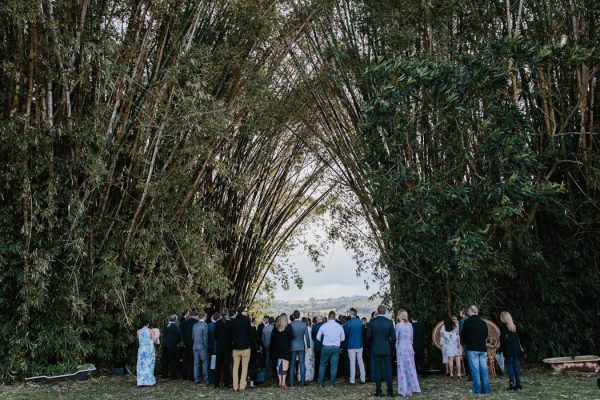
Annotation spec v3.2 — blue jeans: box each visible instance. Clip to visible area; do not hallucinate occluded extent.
[467,351,490,394]
[193,348,209,384]
[506,355,521,387]
[318,346,340,386]
[374,354,393,395]
[289,350,306,386]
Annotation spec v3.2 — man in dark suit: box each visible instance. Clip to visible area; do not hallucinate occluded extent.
[366,305,396,397]
[311,315,324,381]
[181,311,198,380]
[410,313,426,378]
[162,314,182,379]
[214,312,232,388]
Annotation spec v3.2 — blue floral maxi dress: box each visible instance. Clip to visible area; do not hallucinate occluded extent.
[137,327,156,386]
[395,322,421,397]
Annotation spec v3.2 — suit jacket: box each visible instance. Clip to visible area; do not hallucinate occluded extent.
[181,317,197,347]
[192,320,208,351]
[230,314,253,350]
[311,322,324,352]
[207,321,216,353]
[163,322,181,348]
[411,321,425,352]
[290,320,310,351]
[214,319,232,352]
[366,316,396,355]
[262,323,274,349]
[344,316,364,349]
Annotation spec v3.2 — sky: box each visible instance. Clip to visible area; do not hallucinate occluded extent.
[274,238,376,301]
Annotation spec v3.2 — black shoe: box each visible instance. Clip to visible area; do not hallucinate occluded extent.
[358,381,365,385]
[507,386,515,391]
[387,392,395,397]
[373,393,382,397]
[516,384,523,390]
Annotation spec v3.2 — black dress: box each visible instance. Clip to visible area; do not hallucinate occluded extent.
[269,325,293,361]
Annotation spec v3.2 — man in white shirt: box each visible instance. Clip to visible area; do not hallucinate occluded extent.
[316,311,345,386]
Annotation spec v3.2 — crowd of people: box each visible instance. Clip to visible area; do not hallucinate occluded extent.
[136,304,523,397]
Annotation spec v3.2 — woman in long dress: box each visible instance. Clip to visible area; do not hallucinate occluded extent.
[440,317,462,377]
[137,321,157,387]
[303,317,315,381]
[395,310,421,397]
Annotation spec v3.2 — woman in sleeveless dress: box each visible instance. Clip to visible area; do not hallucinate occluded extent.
[137,321,157,387]
[395,310,421,397]
[440,317,462,377]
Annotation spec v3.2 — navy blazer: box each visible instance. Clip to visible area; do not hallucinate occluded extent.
[411,321,425,352]
[366,316,396,355]
[163,322,181,348]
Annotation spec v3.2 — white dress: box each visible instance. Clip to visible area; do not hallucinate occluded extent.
[303,326,315,381]
[440,328,462,358]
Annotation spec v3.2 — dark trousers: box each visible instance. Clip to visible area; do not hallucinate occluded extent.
[414,350,426,377]
[162,346,179,379]
[374,354,393,395]
[214,350,232,388]
[314,350,321,380]
[339,349,349,378]
[182,345,194,380]
[506,355,521,387]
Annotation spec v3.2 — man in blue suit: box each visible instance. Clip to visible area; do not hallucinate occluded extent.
[366,305,396,397]
[344,308,366,384]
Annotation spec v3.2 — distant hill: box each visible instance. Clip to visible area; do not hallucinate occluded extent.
[270,295,381,318]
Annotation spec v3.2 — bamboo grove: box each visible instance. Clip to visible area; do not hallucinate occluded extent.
[1,0,599,379]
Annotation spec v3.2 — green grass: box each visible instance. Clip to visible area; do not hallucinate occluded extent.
[1,369,598,399]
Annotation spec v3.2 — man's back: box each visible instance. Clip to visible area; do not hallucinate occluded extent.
[344,316,364,349]
[262,323,274,349]
[207,321,215,352]
[290,320,309,351]
[230,315,253,350]
[411,321,424,352]
[312,322,324,351]
[366,316,396,355]
[460,315,488,352]
[182,318,197,346]
[317,320,345,346]
[163,323,181,347]
[193,321,208,350]
[214,319,232,351]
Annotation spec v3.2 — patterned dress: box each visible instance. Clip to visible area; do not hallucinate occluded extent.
[395,322,421,397]
[440,327,462,358]
[136,327,156,386]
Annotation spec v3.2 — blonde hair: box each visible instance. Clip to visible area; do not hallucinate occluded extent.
[277,313,289,332]
[500,311,517,332]
[398,310,408,322]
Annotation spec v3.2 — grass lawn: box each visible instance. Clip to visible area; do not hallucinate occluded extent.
[1,369,598,399]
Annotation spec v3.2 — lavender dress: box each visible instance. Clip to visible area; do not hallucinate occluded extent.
[395,322,421,397]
